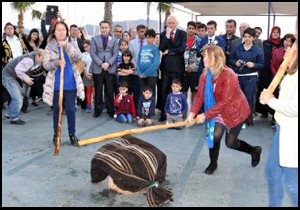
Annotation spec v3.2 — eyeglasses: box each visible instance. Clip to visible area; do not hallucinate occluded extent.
[115,30,122,33]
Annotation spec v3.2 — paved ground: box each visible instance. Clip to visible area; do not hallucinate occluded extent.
[2,101,291,207]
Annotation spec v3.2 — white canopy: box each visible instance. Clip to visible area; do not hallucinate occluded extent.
[176,2,298,16]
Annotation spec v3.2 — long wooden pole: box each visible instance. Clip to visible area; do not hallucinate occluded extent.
[78,120,192,146]
[266,43,297,94]
[54,45,65,156]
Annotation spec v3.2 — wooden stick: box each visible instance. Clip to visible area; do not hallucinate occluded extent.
[78,120,192,146]
[54,45,65,156]
[267,43,297,94]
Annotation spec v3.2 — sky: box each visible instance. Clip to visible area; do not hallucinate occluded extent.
[2,2,297,40]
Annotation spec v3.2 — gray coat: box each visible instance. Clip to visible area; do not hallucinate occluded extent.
[89,35,119,74]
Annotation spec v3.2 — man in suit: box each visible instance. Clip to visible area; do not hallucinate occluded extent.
[89,20,119,118]
[159,15,187,122]
[69,24,84,53]
[113,24,123,44]
[197,20,226,76]
[69,24,86,110]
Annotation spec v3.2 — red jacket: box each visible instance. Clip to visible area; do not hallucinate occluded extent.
[270,47,285,77]
[190,67,250,128]
[114,94,136,118]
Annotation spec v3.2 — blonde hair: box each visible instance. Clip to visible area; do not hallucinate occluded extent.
[203,45,226,77]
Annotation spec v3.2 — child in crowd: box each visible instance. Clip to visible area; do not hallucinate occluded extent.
[164,79,188,128]
[115,39,130,91]
[137,86,156,127]
[114,81,136,123]
[81,39,94,113]
[136,28,160,98]
[117,49,135,95]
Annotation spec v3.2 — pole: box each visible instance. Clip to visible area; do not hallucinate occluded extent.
[78,120,194,146]
[54,45,65,156]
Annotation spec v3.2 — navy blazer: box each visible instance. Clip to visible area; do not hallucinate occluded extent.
[197,36,226,74]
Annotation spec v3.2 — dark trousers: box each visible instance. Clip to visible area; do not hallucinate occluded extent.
[93,72,115,115]
[139,76,157,100]
[132,75,140,112]
[156,77,163,110]
[30,74,45,100]
[53,90,77,135]
[160,71,184,117]
[238,76,258,113]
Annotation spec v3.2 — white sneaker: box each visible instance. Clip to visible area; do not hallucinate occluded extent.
[242,123,246,129]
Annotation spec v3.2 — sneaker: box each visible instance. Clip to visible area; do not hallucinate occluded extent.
[85,106,92,113]
[10,119,26,125]
[4,113,10,119]
[242,123,246,129]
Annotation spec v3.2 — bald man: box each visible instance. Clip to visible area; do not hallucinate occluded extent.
[159,15,187,121]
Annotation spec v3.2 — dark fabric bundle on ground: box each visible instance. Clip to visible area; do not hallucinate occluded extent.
[91,135,173,207]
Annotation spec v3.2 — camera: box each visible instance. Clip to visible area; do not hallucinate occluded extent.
[238,60,247,72]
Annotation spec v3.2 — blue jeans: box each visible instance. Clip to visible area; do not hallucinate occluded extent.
[266,124,298,207]
[116,113,133,124]
[2,75,23,120]
[53,90,77,135]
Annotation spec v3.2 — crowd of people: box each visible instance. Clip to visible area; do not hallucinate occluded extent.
[2,11,298,207]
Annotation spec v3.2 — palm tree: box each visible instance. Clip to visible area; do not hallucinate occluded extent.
[149,2,173,32]
[160,2,173,28]
[11,2,42,34]
[104,2,113,30]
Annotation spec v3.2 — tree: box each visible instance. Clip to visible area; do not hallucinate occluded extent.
[160,2,174,29]
[104,2,113,31]
[149,2,173,32]
[11,2,42,34]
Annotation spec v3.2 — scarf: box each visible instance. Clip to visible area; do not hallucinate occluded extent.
[204,69,215,148]
[269,26,281,45]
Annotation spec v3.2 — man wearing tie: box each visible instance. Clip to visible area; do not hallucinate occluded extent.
[197,20,226,76]
[89,20,119,118]
[159,15,187,122]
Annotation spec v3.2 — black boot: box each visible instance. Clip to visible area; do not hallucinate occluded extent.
[236,140,262,167]
[204,142,220,175]
[69,134,79,146]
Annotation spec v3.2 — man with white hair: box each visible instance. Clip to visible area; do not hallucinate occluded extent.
[159,15,187,122]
